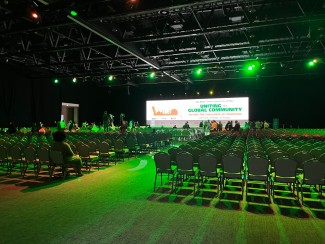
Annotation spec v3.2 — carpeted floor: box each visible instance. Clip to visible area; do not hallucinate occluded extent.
[0,151,324,244]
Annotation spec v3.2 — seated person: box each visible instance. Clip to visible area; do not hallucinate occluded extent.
[51,131,83,177]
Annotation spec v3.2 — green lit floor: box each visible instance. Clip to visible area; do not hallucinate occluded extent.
[0,152,324,244]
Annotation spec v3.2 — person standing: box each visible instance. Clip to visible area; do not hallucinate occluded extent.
[103,111,109,132]
[217,121,223,131]
[120,113,125,125]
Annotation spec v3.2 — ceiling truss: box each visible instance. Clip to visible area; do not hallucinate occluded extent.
[0,0,324,87]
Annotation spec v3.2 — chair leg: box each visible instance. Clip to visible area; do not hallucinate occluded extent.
[193,176,196,197]
[320,184,323,198]
[171,174,174,193]
[245,179,248,199]
[272,180,275,199]
[154,173,157,191]
[300,183,304,205]
[242,178,244,198]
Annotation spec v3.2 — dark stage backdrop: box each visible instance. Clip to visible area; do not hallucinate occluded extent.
[0,64,324,128]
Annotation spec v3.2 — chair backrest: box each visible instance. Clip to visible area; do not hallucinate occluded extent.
[126,137,136,149]
[10,146,22,161]
[154,152,172,170]
[78,145,90,158]
[37,148,50,163]
[114,139,124,150]
[88,141,97,153]
[247,156,269,176]
[198,153,217,174]
[189,147,204,163]
[303,160,325,184]
[0,145,7,160]
[222,154,243,173]
[98,142,109,154]
[24,147,37,162]
[40,143,50,149]
[206,148,222,163]
[293,151,314,168]
[137,135,146,145]
[274,158,297,178]
[50,151,64,165]
[168,147,182,162]
[309,148,324,158]
[319,153,325,163]
[176,151,194,171]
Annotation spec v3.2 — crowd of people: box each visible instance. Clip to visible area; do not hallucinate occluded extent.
[3,115,271,136]
[78,111,140,134]
[197,120,270,133]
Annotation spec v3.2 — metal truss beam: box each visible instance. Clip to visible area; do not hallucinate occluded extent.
[67,14,185,84]
[125,15,325,43]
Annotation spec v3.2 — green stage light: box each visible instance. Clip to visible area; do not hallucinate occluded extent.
[194,67,203,76]
[54,79,59,84]
[70,11,78,17]
[245,61,260,74]
[72,77,77,83]
[108,75,114,81]
[149,72,156,79]
[307,58,319,68]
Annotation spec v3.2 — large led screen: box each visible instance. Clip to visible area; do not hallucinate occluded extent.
[146,97,249,127]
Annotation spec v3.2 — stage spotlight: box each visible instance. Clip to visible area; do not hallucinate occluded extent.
[245,61,260,74]
[72,77,77,83]
[70,10,78,17]
[194,67,203,77]
[108,75,114,81]
[54,79,59,84]
[149,72,156,79]
[209,90,214,95]
[196,91,200,96]
[307,58,319,68]
[30,10,41,20]
[31,11,39,19]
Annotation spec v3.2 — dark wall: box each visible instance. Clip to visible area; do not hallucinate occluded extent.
[0,63,324,128]
[0,64,60,127]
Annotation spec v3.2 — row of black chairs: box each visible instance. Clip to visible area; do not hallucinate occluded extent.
[154,150,325,205]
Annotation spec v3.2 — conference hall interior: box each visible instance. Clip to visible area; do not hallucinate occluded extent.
[0,0,324,243]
